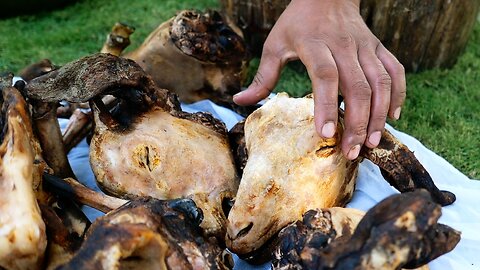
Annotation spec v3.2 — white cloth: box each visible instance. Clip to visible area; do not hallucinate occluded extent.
[63,99,480,270]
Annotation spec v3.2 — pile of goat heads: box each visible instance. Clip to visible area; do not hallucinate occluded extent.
[0,10,460,270]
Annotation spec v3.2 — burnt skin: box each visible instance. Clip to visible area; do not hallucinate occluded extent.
[124,9,249,112]
[360,129,456,206]
[56,198,233,270]
[273,191,459,270]
[227,93,455,262]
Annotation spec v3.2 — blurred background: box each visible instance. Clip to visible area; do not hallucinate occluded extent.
[0,0,478,178]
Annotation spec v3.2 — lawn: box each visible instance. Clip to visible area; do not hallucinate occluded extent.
[0,0,478,178]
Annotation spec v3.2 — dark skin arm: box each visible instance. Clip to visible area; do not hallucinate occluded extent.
[233,0,406,160]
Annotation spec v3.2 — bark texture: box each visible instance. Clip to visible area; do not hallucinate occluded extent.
[220,0,480,71]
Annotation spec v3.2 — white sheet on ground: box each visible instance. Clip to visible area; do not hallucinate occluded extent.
[62,98,480,270]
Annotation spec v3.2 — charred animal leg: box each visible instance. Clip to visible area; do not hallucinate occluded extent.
[62,109,93,153]
[18,59,56,82]
[273,190,460,270]
[39,199,90,270]
[101,22,135,56]
[29,100,76,178]
[43,173,128,213]
[361,129,456,206]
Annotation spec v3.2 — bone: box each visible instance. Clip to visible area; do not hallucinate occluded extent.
[360,129,456,206]
[30,101,76,178]
[56,101,90,119]
[15,62,76,178]
[43,173,128,213]
[62,109,93,153]
[101,22,135,56]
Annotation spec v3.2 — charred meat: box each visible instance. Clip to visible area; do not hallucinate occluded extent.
[56,198,233,270]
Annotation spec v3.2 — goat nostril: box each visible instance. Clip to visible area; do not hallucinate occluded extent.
[236,222,253,239]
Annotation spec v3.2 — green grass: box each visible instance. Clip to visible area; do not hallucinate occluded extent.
[0,0,478,178]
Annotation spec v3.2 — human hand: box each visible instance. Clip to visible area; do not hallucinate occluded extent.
[233,0,406,160]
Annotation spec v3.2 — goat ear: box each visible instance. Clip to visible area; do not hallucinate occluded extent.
[228,119,248,174]
[360,129,455,206]
[23,53,157,104]
[90,99,117,132]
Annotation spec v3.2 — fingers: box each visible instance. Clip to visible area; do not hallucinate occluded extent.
[376,44,406,120]
[233,45,285,106]
[330,37,372,160]
[358,43,391,148]
[297,43,339,139]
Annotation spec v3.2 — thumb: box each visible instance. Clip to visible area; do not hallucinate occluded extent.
[233,51,283,105]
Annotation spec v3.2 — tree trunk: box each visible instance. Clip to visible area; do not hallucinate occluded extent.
[221,0,290,55]
[220,0,480,72]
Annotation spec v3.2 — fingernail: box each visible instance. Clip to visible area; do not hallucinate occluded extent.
[393,107,401,120]
[347,144,361,160]
[368,131,382,147]
[233,92,242,98]
[321,122,336,138]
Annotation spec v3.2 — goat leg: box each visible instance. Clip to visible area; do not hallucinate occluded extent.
[101,22,135,56]
[30,100,76,178]
[361,129,456,206]
[43,173,128,213]
[62,109,93,153]
[56,198,233,270]
[273,190,460,270]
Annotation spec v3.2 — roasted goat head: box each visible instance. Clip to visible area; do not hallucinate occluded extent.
[273,190,460,270]
[123,10,249,111]
[23,53,240,240]
[56,197,233,270]
[226,93,455,259]
[227,93,359,256]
